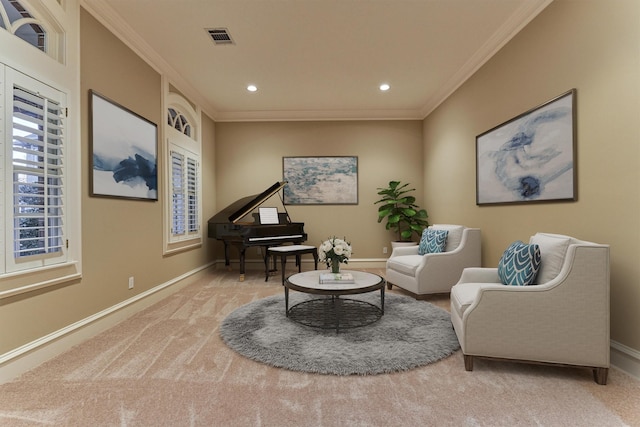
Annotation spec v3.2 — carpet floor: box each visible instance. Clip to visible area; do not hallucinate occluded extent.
[0,268,639,426]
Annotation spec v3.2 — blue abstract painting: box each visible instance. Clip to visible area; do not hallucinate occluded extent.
[283,156,358,204]
[476,90,576,205]
[91,91,158,200]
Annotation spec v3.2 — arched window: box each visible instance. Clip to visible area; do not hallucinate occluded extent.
[168,107,192,137]
[0,0,46,51]
[0,0,79,296]
[165,92,202,252]
[0,0,64,62]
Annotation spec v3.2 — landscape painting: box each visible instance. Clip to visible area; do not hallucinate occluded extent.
[476,89,576,205]
[90,90,158,201]
[283,156,358,205]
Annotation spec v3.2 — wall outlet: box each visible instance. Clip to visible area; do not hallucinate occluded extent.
[383,247,388,254]
[128,276,134,289]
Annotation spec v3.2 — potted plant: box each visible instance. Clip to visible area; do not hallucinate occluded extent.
[375,180,429,244]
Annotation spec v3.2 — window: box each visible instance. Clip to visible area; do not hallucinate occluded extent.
[0,0,47,51]
[0,0,65,63]
[165,91,202,252]
[168,107,191,137]
[3,66,67,272]
[0,0,79,298]
[12,83,64,258]
[169,146,199,239]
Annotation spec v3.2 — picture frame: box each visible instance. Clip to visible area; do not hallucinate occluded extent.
[476,89,576,205]
[283,156,358,205]
[89,90,158,201]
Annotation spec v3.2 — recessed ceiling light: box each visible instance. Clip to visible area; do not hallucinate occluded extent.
[379,83,390,91]
[247,85,258,92]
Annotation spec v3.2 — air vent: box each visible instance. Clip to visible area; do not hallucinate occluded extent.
[206,28,234,45]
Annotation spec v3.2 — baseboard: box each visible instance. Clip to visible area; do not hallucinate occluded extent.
[215,257,388,271]
[610,340,640,380]
[0,263,214,384]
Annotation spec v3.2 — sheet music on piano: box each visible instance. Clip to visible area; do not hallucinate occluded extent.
[258,207,280,224]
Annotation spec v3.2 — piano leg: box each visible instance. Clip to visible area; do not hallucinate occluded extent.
[239,248,246,281]
[224,242,232,271]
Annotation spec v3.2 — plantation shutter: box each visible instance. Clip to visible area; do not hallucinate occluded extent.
[187,157,198,233]
[169,145,199,241]
[11,83,65,262]
[171,149,185,236]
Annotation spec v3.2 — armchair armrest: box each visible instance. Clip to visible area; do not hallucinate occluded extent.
[389,245,419,257]
[457,267,500,284]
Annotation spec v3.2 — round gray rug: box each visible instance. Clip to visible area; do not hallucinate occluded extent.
[220,293,460,375]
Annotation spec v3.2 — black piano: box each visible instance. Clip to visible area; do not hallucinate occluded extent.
[208,181,307,281]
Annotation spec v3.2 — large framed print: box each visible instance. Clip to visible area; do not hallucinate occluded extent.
[476,89,576,205]
[90,90,158,201]
[283,156,358,205]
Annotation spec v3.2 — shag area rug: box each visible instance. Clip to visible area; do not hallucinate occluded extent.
[220,293,460,375]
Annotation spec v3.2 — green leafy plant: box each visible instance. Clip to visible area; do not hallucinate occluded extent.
[375,180,429,242]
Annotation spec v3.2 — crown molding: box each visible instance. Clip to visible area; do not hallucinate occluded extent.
[214,108,424,122]
[81,0,552,123]
[419,0,554,118]
[80,0,219,119]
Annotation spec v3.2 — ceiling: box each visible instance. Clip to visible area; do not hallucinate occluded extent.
[81,0,552,122]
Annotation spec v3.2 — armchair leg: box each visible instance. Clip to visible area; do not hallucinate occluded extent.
[386,282,393,290]
[593,367,608,385]
[463,354,473,371]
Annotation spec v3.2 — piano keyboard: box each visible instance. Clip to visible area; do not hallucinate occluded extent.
[248,234,304,242]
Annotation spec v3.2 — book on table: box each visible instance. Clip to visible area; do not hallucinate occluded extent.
[319,272,355,284]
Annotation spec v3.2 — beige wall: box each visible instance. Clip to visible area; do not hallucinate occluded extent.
[0,10,216,355]
[3,0,638,371]
[423,0,640,351]
[214,121,424,262]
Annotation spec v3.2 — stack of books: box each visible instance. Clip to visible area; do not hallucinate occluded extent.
[319,272,355,284]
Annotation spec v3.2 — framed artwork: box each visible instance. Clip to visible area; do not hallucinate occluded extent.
[283,156,358,205]
[90,90,158,201]
[476,89,576,205]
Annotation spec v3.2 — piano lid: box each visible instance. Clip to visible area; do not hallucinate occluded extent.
[226,181,287,224]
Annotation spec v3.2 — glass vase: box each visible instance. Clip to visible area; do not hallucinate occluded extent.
[331,261,340,274]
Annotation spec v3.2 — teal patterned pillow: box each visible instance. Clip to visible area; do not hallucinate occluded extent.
[498,241,541,286]
[418,229,448,255]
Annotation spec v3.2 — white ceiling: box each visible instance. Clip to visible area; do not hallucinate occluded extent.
[81,0,552,122]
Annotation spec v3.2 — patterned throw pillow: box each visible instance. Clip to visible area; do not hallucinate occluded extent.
[418,229,449,255]
[498,240,541,286]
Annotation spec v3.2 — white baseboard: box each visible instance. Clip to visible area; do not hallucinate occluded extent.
[216,257,388,271]
[611,340,640,380]
[0,263,214,384]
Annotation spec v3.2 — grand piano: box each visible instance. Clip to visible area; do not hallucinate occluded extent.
[208,181,307,281]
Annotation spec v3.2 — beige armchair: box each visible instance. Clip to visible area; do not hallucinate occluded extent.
[450,233,610,384]
[386,225,481,298]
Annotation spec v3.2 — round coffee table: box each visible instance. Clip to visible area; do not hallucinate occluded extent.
[284,270,385,332]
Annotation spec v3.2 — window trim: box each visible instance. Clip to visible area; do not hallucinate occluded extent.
[163,88,202,255]
[0,0,81,299]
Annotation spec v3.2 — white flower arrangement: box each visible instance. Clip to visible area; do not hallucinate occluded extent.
[318,236,352,269]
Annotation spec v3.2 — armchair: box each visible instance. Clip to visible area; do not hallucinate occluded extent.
[450,233,610,384]
[385,225,481,298]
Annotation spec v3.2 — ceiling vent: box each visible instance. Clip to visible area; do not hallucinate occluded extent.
[206,28,234,45]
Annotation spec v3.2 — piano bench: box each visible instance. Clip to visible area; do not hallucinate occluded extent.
[266,245,319,284]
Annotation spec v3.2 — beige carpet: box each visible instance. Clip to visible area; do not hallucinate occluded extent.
[0,268,639,426]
